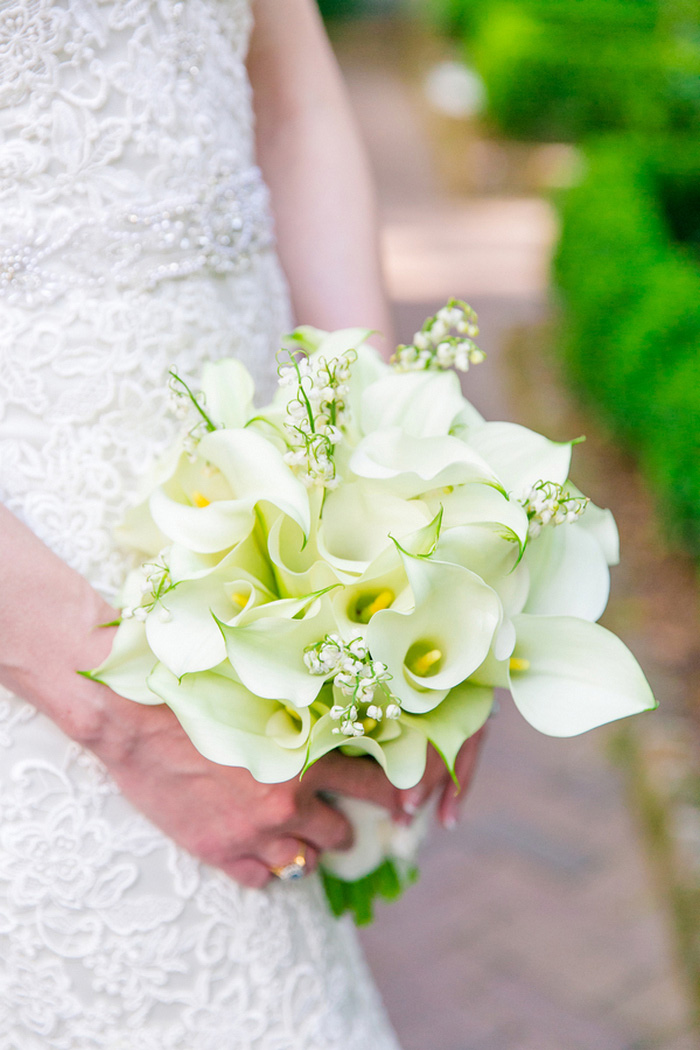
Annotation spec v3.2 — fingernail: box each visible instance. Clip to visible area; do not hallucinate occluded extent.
[443,814,457,831]
[402,790,422,816]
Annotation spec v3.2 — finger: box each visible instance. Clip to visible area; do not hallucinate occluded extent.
[399,745,448,817]
[222,857,273,889]
[307,752,405,817]
[258,836,320,878]
[288,795,354,854]
[438,729,486,828]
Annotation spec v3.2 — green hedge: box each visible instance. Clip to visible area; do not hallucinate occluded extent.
[316,0,399,19]
[468,2,700,141]
[438,0,659,37]
[428,0,700,143]
[554,139,700,552]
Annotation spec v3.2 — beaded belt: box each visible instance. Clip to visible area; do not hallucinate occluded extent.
[0,165,276,307]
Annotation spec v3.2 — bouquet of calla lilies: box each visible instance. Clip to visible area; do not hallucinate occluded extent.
[89,301,656,923]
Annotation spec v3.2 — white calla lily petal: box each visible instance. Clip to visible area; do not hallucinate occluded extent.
[432,483,529,548]
[144,579,232,678]
[200,358,255,429]
[509,614,657,736]
[306,713,428,789]
[267,515,340,597]
[168,528,276,593]
[367,555,501,713]
[448,401,486,438]
[89,620,160,703]
[147,665,309,781]
[434,523,521,586]
[579,500,620,566]
[465,422,573,495]
[494,617,517,661]
[523,523,611,621]
[360,370,465,438]
[199,429,310,535]
[350,428,498,498]
[317,482,431,576]
[402,682,494,773]
[219,596,336,706]
[310,327,375,361]
[494,562,530,618]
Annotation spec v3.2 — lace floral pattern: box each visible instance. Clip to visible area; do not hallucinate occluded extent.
[0,2,402,1046]
[0,738,397,1050]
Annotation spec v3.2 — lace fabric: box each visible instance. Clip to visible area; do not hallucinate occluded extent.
[0,3,402,1046]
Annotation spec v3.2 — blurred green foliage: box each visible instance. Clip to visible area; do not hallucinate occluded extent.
[316,0,400,19]
[461,1,699,141]
[554,139,700,552]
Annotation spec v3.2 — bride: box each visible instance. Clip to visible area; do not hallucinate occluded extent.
[0,1,482,1045]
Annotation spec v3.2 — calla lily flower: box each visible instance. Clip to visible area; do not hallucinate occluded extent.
[267,514,341,597]
[402,681,494,773]
[149,428,310,553]
[367,551,502,713]
[350,428,499,499]
[521,521,611,621]
[507,614,656,736]
[147,664,312,782]
[306,708,429,789]
[131,528,278,680]
[199,358,255,429]
[359,369,466,438]
[464,422,573,494]
[89,619,161,704]
[330,548,411,641]
[316,482,432,578]
[320,796,425,881]
[219,592,338,707]
[426,481,529,547]
[144,565,276,680]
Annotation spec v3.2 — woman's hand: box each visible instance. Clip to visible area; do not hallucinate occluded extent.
[397,730,488,830]
[92,691,410,889]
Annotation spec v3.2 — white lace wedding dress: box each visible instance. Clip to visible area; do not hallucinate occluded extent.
[0,3,402,1047]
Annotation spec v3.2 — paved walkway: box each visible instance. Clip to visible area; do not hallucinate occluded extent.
[330,22,699,1050]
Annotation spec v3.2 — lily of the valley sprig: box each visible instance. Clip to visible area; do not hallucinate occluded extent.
[392,298,485,372]
[278,346,355,489]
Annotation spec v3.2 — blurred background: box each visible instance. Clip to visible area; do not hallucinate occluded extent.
[315,1,700,1047]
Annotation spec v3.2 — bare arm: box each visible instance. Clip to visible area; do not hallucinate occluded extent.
[248,0,394,350]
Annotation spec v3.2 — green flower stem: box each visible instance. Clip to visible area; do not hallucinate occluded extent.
[319,859,419,926]
[168,371,217,432]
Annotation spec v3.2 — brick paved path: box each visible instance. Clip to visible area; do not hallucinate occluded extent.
[330,23,699,1050]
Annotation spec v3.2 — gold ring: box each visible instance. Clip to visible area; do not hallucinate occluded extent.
[270,842,307,881]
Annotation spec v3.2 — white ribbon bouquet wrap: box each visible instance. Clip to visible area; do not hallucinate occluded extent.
[89,302,656,923]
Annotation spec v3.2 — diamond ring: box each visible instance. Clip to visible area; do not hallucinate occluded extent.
[270,843,307,881]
